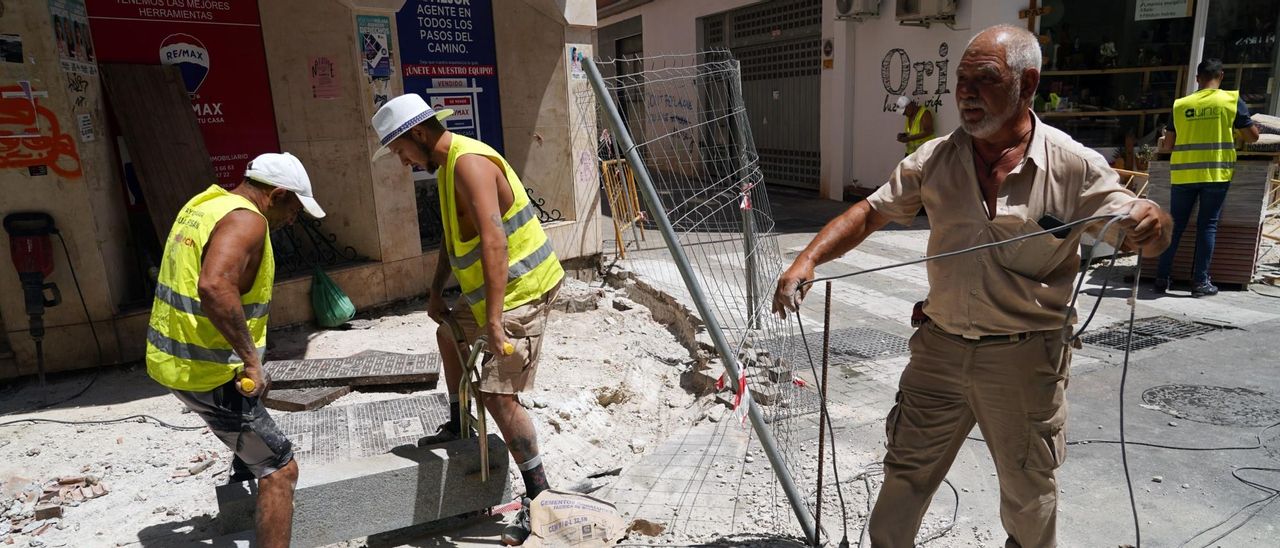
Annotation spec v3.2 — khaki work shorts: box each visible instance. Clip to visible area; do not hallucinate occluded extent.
[448,282,560,394]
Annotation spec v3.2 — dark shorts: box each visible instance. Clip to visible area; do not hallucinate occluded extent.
[171,380,294,479]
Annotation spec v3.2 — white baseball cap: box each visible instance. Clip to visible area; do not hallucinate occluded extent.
[895,95,912,109]
[244,152,326,219]
[371,94,454,160]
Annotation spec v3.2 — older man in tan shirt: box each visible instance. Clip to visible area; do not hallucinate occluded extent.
[774,26,1171,547]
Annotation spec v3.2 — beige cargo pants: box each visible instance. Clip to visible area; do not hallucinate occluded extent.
[868,321,1072,548]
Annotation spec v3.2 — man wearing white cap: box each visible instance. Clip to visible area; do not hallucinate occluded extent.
[896,95,935,157]
[372,94,564,545]
[146,152,324,548]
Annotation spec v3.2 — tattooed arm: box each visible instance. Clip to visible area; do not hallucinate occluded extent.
[198,209,268,396]
[454,155,511,342]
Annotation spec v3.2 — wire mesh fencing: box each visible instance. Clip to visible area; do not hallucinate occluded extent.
[579,51,826,541]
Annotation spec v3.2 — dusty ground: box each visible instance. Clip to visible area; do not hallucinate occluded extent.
[0,276,715,547]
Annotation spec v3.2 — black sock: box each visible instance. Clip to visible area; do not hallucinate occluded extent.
[520,464,550,500]
[518,457,551,501]
[447,395,461,432]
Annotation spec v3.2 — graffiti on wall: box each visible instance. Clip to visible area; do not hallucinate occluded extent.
[645,91,697,148]
[0,85,82,178]
[881,43,952,112]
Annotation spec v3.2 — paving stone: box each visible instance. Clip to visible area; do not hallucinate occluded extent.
[263,386,351,412]
[264,351,440,389]
[215,435,511,547]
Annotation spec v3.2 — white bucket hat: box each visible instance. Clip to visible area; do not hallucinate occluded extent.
[244,152,326,219]
[371,94,454,160]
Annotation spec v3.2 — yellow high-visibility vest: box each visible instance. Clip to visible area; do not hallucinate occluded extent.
[146,185,274,392]
[905,107,932,155]
[439,135,564,326]
[1171,88,1239,184]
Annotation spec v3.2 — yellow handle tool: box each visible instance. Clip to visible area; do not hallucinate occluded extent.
[501,342,514,356]
[239,377,256,393]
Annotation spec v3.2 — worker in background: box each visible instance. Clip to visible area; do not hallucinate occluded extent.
[774,25,1170,547]
[896,95,935,156]
[371,94,564,546]
[146,153,325,548]
[1155,58,1260,297]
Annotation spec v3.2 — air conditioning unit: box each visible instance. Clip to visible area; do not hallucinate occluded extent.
[896,0,958,22]
[837,0,880,19]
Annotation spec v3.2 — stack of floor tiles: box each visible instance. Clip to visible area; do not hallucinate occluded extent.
[1143,158,1275,286]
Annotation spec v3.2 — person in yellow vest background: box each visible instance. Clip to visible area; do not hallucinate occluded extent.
[146,153,325,548]
[1156,58,1260,297]
[896,95,935,156]
[372,94,565,546]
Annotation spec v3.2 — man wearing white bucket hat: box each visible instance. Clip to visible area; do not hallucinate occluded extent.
[146,152,324,548]
[372,94,564,545]
[896,95,935,157]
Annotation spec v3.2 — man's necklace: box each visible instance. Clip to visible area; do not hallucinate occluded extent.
[974,129,1033,177]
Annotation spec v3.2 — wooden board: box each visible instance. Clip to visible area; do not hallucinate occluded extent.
[1140,224,1264,285]
[100,64,218,242]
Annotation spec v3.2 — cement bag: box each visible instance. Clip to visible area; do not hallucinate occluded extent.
[1245,133,1280,153]
[310,266,355,328]
[1251,113,1280,135]
[522,490,626,547]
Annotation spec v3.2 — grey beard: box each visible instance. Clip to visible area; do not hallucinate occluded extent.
[961,83,1022,139]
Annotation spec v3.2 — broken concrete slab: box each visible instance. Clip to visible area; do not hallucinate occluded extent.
[215,434,511,547]
[264,350,440,390]
[263,386,350,412]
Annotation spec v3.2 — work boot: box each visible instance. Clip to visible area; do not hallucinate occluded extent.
[501,497,532,546]
[416,423,467,447]
[1153,277,1169,294]
[1192,281,1219,297]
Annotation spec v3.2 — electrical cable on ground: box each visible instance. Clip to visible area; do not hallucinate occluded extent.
[789,213,1149,546]
[0,414,205,431]
[1248,284,1280,299]
[1179,467,1280,547]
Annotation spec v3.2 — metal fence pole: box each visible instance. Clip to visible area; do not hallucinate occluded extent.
[584,56,818,545]
[724,60,760,331]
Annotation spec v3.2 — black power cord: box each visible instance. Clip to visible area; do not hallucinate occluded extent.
[0,414,204,431]
[1180,467,1280,547]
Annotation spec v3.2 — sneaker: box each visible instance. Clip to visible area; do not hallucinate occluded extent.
[416,423,464,447]
[1192,282,1219,297]
[1153,278,1170,294]
[501,497,532,546]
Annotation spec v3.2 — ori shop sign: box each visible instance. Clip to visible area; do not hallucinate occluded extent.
[880,43,952,113]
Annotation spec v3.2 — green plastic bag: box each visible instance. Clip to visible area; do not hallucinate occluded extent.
[311,266,355,328]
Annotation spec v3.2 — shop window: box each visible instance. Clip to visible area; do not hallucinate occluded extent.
[1037,0,1199,152]
[1204,0,1276,110]
[1036,0,1279,156]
